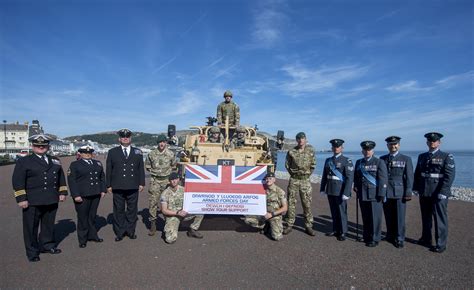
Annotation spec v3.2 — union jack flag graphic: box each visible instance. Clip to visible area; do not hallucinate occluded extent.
[183,165,268,215]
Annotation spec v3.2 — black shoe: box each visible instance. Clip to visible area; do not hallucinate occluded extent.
[337,235,346,241]
[325,232,336,237]
[88,238,104,243]
[305,227,316,236]
[430,246,446,253]
[41,248,62,254]
[365,241,378,247]
[28,257,40,262]
[394,241,404,248]
[79,243,87,248]
[417,238,432,247]
[115,236,123,242]
[282,227,293,235]
[127,233,137,239]
[187,229,204,239]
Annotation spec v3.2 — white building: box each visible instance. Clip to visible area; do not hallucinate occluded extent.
[0,122,29,155]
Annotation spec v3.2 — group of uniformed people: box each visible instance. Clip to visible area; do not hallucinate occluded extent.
[12,90,455,262]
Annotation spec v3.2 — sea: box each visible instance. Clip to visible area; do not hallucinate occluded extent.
[275,150,474,188]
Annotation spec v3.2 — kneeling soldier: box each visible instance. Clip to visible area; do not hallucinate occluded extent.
[244,172,288,241]
[160,172,204,244]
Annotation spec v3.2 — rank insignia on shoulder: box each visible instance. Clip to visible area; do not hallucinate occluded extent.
[134,149,142,155]
[97,161,102,166]
[52,159,61,165]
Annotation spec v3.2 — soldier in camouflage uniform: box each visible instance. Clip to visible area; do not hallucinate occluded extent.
[160,173,204,244]
[230,126,246,149]
[208,126,222,143]
[244,172,288,241]
[145,134,177,236]
[283,132,316,236]
[216,90,240,126]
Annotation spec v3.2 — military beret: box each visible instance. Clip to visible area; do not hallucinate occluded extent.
[330,139,344,147]
[296,132,306,139]
[169,172,180,181]
[360,140,376,150]
[265,172,275,178]
[385,136,401,144]
[156,134,167,143]
[29,134,50,146]
[223,90,233,97]
[78,145,94,153]
[117,128,132,138]
[236,126,246,133]
[424,132,443,142]
[209,126,221,134]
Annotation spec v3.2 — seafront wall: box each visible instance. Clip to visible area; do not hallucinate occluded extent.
[274,171,474,203]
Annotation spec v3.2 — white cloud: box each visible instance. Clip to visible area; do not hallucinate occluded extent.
[251,0,289,48]
[435,71,474,88]
[386,70,474,93]
[279,64,368,96]
[386,80,432,92]
[167,91,204,116]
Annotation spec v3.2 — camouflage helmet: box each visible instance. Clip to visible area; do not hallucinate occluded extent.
[209,126,220,134]
[223,90,233,98]
[236,126,246,133]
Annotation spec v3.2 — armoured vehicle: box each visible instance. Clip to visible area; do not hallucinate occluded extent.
[168,116,285,175]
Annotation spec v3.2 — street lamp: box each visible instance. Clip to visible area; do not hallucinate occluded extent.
[3,120,6,154]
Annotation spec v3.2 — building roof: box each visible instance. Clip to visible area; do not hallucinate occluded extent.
[4,124,28,131]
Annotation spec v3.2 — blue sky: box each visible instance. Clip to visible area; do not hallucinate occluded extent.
[1,0,473,151]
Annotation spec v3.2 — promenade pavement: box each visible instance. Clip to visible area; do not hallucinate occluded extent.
[0,156,472,288]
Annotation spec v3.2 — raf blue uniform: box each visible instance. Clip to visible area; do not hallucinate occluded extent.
[380,149,414,247]
[413,132,455,253]
[68,151,106,247]
[12,135,68,261]
[320,139,354,240]
[106,129,145,240]
[353,141,388,247]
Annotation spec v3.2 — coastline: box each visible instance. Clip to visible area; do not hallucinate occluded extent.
[274,171,474,203]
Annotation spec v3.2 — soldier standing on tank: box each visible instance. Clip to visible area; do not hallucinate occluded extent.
[160,173,204,244]
[145,134,177,236]
[283,132,316,236]
[413,132,455,253]
[12,134,68,262]
[244,172,288,241]
[380,136,414,248]
[354,141,388,247]
[216,90,240,127]
[320,139,354,241]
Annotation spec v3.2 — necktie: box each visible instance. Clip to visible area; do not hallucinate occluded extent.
[87,160,92,165]
[41,155,48,164]
[123,148,128,158]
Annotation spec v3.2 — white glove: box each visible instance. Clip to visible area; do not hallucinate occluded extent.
[438,194,447,200]
[342,195,350,201]
[320,191,327,196]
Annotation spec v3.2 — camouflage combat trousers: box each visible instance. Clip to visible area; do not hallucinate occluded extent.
[148,178,168,221]
[244,215,283,240]
[164,215,204,243]
[285,177,313,228]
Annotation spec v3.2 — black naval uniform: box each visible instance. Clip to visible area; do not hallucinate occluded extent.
[380,152,414,244]
[106,146,145,238]
[320,154,354,238]
[12,155,68,260]
[68,159,106,245]
[354,157,388,244]
[413,149,455,250]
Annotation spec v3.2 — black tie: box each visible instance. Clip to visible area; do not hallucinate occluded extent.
[123,148,128,158]
[41,155,47,164]
[87,160,92,165]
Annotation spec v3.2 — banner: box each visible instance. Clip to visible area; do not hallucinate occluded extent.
[183,165,267,215]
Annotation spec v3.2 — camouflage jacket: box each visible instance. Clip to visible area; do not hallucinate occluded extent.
[160,185,184,211]
[266,184,287,212]
[217,101,240,126]
[145,148,176,178]
[285,146,316,177]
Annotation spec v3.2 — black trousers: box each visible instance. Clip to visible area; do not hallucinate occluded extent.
[22,203,58,259]
[359,199,383,243]
[327,195,348,235]
[383,198,407,242]
[74,195,101,244]
[112,189,139,237]
[419,196,448,248]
